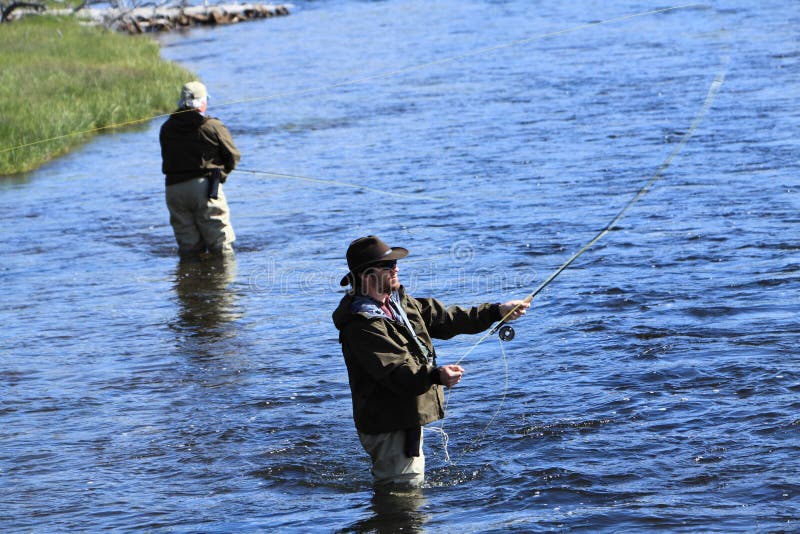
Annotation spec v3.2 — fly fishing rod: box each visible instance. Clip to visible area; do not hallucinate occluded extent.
[487,67,727,344]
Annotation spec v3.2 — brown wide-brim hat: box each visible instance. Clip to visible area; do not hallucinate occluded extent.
[340,235,409,286]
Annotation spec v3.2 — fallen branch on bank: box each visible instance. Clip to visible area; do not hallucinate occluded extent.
[1,1,45,22]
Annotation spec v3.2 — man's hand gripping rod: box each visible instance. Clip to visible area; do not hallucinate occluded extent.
[490,295,533,341]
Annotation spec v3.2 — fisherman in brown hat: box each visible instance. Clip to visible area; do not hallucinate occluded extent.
[160,81,240,260]
[332,235,529,486]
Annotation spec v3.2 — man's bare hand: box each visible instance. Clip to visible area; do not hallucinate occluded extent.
[438,364,464,388]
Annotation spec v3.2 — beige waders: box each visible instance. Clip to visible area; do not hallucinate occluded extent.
[358,430,425,487]
[165,177,235,258]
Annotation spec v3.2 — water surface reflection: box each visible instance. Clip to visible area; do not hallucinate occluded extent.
[171,256,241,342]
[342,487,429,534]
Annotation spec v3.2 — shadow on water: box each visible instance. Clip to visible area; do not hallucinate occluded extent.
[340,486,429,534]
[170,255,241,343]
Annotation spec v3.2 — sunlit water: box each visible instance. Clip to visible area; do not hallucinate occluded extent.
[2,0,799,531]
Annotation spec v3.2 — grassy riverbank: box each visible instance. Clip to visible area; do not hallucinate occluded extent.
[0,16,193,175]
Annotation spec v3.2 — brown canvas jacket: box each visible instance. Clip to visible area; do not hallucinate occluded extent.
[332,286,500,434]
[160,110,241,186]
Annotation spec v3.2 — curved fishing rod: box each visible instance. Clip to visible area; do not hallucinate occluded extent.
[454,61,727,366]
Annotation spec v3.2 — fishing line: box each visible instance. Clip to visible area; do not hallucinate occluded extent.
[439,59,728,464]
[1,4,699,158]
[437,330,511,464]
[457,336,511,455]
[236,168,446,202]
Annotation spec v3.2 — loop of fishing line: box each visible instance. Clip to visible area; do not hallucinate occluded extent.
[1,3,700,158]
[423,425,451,464]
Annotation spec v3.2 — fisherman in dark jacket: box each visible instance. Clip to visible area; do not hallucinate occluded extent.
[332,235,528,486]
[160,81,240,259]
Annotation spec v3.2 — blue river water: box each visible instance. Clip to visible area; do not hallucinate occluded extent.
[2,0,799,531]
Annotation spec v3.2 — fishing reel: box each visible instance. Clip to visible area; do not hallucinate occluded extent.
[498,325,515,342]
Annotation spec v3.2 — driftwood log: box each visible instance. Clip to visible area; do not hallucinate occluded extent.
[8,3,290,33]
[98,4,290,33]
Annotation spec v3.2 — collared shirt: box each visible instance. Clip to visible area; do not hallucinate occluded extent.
[380,296,396,321]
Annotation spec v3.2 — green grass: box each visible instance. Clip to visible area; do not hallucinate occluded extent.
[0,16,194,175]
